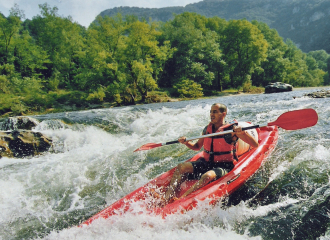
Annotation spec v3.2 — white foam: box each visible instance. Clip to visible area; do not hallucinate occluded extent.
[129,105,208,143]
[43,206,262,240]
[293,144,330,164]
[43,194,300,240]
[0,178,25,224]
[0,92,328,239]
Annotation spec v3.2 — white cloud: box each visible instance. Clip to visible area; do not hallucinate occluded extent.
[0,0,200,27]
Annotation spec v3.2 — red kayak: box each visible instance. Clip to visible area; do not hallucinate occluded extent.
[81,125,279,225]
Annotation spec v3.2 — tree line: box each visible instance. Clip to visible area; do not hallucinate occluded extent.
[0,4,329,115]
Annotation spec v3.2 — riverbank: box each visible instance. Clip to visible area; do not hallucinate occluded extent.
[0,89,245,119]
[1,86,328,119]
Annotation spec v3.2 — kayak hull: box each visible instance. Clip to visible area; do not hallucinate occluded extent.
[82,125,278,225]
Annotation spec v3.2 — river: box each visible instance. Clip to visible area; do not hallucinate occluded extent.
[1,88,329,240]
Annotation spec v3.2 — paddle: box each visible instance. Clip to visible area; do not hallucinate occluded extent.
[134,108,318,152]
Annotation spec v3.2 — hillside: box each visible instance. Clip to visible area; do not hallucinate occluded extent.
[97,0,330,53]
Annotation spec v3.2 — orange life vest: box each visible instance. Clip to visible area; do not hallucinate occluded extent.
[203,120,238,163]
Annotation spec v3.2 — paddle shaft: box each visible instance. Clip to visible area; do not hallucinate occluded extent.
[161,123,267,146]
[134,108,318,151]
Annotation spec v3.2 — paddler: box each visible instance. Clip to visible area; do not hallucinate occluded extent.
[164,103,259,203]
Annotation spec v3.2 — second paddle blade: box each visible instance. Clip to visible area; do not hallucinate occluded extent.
[269,108,318,130]
[134,143,163,152]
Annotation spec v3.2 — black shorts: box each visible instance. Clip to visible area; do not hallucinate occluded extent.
[188,158,235,180]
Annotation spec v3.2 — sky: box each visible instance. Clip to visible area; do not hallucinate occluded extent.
[0,0,200,27]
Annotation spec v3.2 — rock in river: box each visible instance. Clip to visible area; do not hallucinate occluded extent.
[304,89,330,98]
[0,117,52,158]
[265,82,293,94]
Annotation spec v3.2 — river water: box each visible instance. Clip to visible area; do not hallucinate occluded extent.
[1,88,330,240]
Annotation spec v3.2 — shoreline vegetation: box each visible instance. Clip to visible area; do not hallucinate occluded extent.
[1,86,327,119]
[0,88,254,118]
[1,5,330,119]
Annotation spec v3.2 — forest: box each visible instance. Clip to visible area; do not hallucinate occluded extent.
[0,3,329,116]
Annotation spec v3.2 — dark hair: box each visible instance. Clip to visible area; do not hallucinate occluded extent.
[212,103,227,113]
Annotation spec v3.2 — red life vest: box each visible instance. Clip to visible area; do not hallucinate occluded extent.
[203,120,238,163]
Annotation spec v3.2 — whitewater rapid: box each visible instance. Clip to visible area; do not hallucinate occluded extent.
[1,88,330,240]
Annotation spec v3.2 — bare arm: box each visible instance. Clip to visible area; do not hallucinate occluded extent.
[233,125,259,148]
[178,136,204,151]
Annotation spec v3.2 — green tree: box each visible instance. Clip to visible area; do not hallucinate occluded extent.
[174,79,203,98]
[151,40,175,85]
[0,15,21,56]
[205,16,229,91]
[251,21,288,86]
[282,40,322,87]
[253,49,290,86]
[252,21,286,52]
[160,12,223,91]
[326,57,330,85]
[13,30,50,79]
[29,3,85,87]
[0,4,50,93]
[305,55,318,71]
[307,50,329,72]
[122,20,167,103]
[82,15,173,105]
[222,20,268,89]
[75,14,127,91]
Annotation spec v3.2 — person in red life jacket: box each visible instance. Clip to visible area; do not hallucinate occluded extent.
[163,103,259,203]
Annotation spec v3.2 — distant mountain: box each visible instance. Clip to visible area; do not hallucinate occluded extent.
[97,0,330,53]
